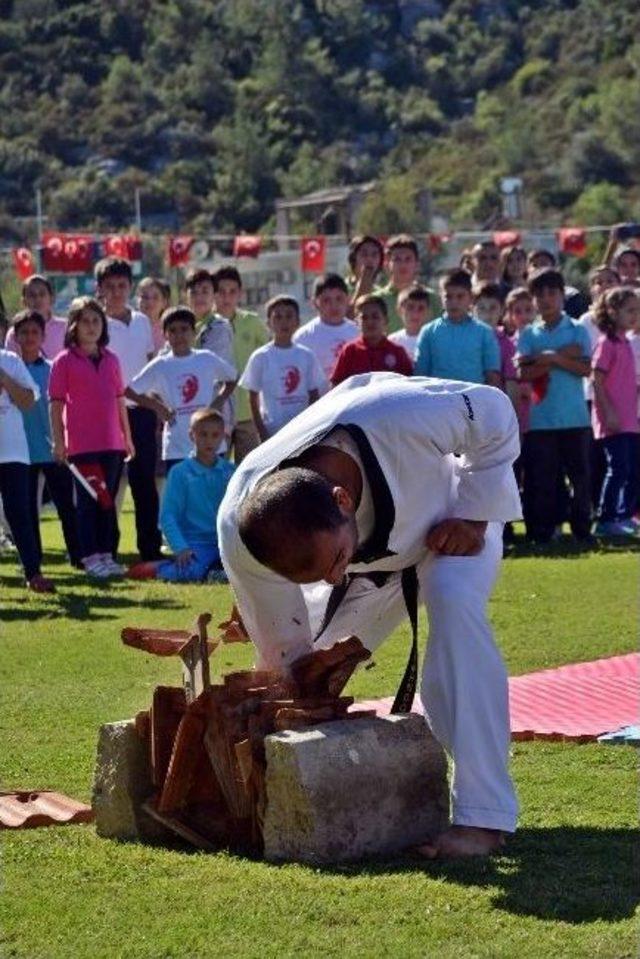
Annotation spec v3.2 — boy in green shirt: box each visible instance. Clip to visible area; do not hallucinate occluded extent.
[374,234,427,333]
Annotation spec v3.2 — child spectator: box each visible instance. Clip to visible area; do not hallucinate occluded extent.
[373,235,423,332]
[603,225,640,284]
[499,245,527,296]
[5,275,66,359]
[128,409,234,582]
[240,295,324,441]
[96,256,161,562]
[470,240,501,287]
[13,310,80,569]
[473,282,517,397]
[197,266,268,464]
[591,287,640,536]
[345,234,385,315]
[414,269,501,386]
[127,307,236,471]
[331,294,413,386]
[0,332,53,591]
[527,248,556,272]
[389,284,431,360]
[293,273,358,384]
[578,266,621,355]
[49,297,134,579]
[137,276,171,353]
[516,268,592,544]
[504,287,535,431]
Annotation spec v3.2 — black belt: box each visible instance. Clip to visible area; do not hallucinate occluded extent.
[314,565,419,714]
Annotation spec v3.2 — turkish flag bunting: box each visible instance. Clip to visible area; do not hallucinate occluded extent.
[557,228,587,257]
[104,234,142,262]
[300,236,326,273]
[42,232,94,274]
[233,235,262,258]
[493,230,521,248]
[426,233,450,255]
[12,247,36,280]
[167,235,194,267]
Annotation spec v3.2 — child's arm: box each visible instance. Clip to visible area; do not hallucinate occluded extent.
[159,468,194,567]
[593,369,619,433]
[485,370,501,388]
[212,377,237,410]
[249,390,269,442]
[117,397,136,460]
[125,385,175,423]
[0,367,36,410]
[50,399,66,462]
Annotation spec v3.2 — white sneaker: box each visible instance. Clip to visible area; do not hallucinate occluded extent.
[98,555,126,576]
[84,559,112,579]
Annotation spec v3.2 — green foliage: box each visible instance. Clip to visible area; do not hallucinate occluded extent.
[0,0,638,235]
[572,182,627,226]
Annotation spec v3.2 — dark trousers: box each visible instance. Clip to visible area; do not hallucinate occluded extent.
[522,428,592,541]
[598,433,639,522]
[29,462,80,567]
[127,407,162,560]
[69,451,123,561]
[0,461,41,579]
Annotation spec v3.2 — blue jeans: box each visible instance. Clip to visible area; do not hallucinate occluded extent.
[156,544,221,583]
[598,433,639,522]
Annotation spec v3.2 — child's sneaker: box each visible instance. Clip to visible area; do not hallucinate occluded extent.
[27,573,56,594]
[594,520,635,537]
[99,554,126,576]
[83,555,112,579]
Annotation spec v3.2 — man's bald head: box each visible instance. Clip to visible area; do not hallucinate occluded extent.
[238,467,348,575]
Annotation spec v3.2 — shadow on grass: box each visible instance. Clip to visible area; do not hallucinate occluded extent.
[1,581,184,621]
[313,826,637,924]
[504,536,640,559]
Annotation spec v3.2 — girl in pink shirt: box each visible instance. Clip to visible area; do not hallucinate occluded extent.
[49,297,134,578]
[591,287,640,536]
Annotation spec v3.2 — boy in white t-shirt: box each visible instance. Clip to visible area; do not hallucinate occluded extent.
[126,307,237,470]
[240,295,325,441]
[293,274,358,388]
[389,283,432,360]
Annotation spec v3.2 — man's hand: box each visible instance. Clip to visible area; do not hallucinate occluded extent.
[426,519,487,556]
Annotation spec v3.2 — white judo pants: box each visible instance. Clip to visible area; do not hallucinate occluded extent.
[314,522,518,833]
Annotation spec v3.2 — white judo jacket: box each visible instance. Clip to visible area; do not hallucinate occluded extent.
[218,373,522,669]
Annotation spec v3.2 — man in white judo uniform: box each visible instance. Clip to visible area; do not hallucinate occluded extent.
[218,372,522,858]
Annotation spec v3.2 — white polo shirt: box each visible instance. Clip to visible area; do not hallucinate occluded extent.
[106,310,155,405]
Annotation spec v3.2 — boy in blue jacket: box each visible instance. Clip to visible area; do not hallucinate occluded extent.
[128,408,234,582]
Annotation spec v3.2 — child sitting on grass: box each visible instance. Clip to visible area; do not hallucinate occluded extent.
[128,409,233,582]
[330,294,413,385]
[240,295,325,441]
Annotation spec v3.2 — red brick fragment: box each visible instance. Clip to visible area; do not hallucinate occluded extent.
[0,791,94,829]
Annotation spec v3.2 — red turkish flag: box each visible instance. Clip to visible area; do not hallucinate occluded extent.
[557,228,587,257]
[42,232,94,273]
[300,236,326,273]
[493,230,521,249]
[167,235,194,267]
[233,235,262,258]
[426,233,450,255]
[104,234,142,262]
[12,247,36,280]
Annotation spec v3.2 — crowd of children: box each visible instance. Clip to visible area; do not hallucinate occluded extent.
[1,229,639,593]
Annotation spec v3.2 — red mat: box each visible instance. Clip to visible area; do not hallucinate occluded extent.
[356,653,639,742]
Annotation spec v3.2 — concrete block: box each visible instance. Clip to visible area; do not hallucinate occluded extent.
[263,713,449,864]
[92,720,168,841]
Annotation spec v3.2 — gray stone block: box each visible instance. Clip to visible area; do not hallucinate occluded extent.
[263,713,449,864]
[92,719,167,841]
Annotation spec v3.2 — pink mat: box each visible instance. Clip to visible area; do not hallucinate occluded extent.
[356,653,639,742]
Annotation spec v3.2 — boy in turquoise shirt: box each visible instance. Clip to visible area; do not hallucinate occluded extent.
[414,269,501,386]
[128,408,234,582]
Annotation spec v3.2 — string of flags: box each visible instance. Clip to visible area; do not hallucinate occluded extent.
[8,224,632,282]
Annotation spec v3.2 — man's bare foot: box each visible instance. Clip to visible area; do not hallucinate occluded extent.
[416,825,506,860]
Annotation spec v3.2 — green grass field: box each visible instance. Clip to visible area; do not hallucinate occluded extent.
[1,506,637,959]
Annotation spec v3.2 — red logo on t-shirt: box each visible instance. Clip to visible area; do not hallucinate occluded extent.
[283,367,301,394]
[181,374,199,404]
